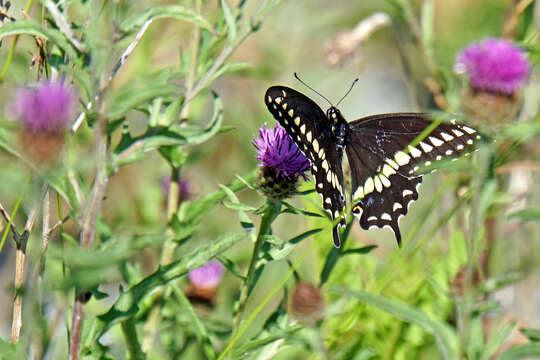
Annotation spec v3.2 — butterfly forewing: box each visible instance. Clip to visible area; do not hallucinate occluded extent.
[346,113,480,245]
[265,86,346,247]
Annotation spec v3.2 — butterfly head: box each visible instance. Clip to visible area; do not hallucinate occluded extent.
[326,107,342,124]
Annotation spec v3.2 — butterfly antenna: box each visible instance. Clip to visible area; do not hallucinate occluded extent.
[336,78,359,107]
[294,72,333,107]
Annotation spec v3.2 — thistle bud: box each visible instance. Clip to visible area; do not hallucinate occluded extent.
[10,81,75,164]
[290,282,324,323]
[186,260,224,306]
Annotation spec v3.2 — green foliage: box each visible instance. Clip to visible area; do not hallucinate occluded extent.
[0,0,538,359]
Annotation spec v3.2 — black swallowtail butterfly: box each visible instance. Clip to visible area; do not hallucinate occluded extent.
[264,81,480,248]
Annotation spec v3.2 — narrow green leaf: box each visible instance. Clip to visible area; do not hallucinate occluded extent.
[219,184,255,239]
[220,0,237,41]
[208,61,252,84]
[507,208,540,221]
[222,201,258,212]
[0,20,79,61]
[334,287,458,359]
[218,249,311,359]
[319,220,353,285]
[163,91,223,146]
[85,232,245,343]
[172,286,217,359]
[182,170,256,225]
[499,344,540,360]
[121,6,216,35]
[235,174,255,190]
[108,70,179,121]
[280,201,323,218]
[231,326,302,358]
[217,256,246,280]
[342,245,378,256]
[261,228,321,263]
[483,321,516,360]
[520,328,540,343]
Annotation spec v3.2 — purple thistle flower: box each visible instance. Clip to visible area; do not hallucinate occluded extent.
[252,123,310,180]
[12,81,75,133]
[188,260,224,289]
[455,38,531,94]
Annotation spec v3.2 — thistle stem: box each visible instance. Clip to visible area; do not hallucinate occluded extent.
[232,199,281,333]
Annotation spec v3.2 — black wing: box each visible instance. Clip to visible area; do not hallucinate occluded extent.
[345,113,480,245]
[265,86,346,247]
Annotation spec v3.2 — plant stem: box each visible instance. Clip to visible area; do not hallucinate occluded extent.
[68,118,109,360]
[141,166,181,355]
[121,317,145,360]
[11,202,38,343]
[232,199,281,333]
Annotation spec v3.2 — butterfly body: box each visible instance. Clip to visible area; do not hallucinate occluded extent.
[264,85,480,247]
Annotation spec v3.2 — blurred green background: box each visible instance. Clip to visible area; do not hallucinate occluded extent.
[0,0,538,358]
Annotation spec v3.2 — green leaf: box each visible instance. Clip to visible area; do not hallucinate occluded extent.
[121,6,216,35]
[280,201,323,218]
[319,220,353,285]
[336,287,458,360]
[499,344,540,360]
[219,184,255,239]
[220,0,237,41]
[261,228,321,263]
[0,20,79,61]
[108,70,179,121]
[181,170,256,225]
[217,255,246,280]
[342,245,378,256]
[172,286,216,359]
[86,232,245,344]
[0,338,23,360]
[232,326,302,358]
[166,91,224,145]
[507,208,540,221]
[208,61,252,84]
[113,92,223,168]
[520,328,540,342]
[483,321,516,359]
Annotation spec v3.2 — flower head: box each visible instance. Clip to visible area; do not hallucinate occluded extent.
[188,260,224,289]
[12,81,75,133]
[8,81,76,164]
[252,123,310,180]
[455,38,531,94]
[290,282,325,322]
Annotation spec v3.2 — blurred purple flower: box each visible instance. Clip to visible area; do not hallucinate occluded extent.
[455,38,531,94]
[188,260,224,289]
[162,176,191,204]
[12,81,75,133]
[252,123,310,180]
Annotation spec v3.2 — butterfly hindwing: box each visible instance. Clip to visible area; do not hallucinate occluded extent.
[265,86,346,247]
[346,113,481,245]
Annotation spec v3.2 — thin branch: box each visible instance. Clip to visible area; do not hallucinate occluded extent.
[46,215,70,237]
[70,19,154,134]
[45,0,84,53]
